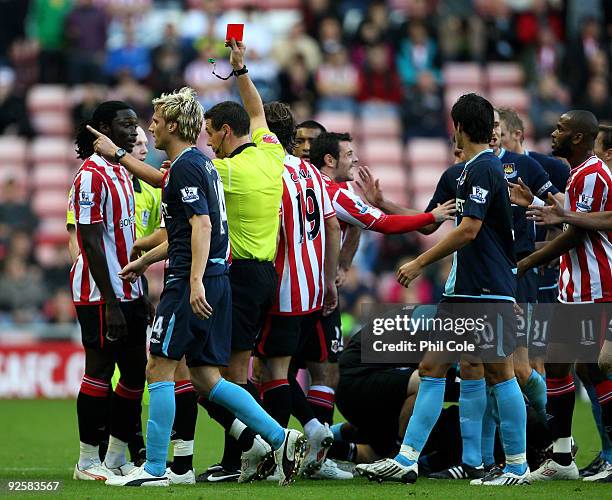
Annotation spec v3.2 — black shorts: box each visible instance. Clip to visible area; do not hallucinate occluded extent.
[336,367,414,457]
[76,298,148,350]
[292,306,344,365]
[150,274,232,367]
[547,302,611,362]
[230,260,277,352]
[516,268,538,348]
[432,299,517,362]
[255,311,322,359]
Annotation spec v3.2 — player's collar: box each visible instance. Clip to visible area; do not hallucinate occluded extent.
[228,142,256,158]
[465,148,493,167]
[496,147,506,159]
[171,146,195,166]
[132,176,142,193]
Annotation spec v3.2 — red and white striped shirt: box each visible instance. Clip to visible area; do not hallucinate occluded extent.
[70,154,142,305]
[271,155,335,315]
[559,155,612,303]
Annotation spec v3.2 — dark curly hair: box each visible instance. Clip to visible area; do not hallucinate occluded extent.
[264,101,295,153]
[75,101,133,159]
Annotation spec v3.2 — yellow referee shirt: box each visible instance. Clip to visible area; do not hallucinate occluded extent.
[214,127,284,261]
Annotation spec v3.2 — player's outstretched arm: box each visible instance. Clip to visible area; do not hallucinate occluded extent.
[120,240,169,282]
[529,192,612,231]
[229,39,267,132]
[357,165,420,215]
[397,216,481,288]
[323,215,340,316]
[189,214,213,320]
[131,227,168,261]
[86,125,165,188]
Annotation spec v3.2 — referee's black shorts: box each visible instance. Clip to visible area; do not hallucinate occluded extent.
[230,259,277,352]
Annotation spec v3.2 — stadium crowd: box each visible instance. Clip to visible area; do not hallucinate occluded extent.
[2,0,612,329]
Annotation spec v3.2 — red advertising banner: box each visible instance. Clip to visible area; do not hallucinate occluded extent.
[0,342,85,398]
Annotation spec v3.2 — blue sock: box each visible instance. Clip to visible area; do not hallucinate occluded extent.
[145,381,175,477]
[460,378,486,467]
[584,383,612,461]
[395,376,445,467]
[330,423,344,441]
[481,386,498,466]
[209,378,285,449]
[493,378,527,475]
[524,369,547,422]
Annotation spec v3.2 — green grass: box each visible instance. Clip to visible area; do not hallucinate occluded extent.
[0,399,608,498]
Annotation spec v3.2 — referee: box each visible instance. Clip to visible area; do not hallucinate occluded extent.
[89,40,286,480]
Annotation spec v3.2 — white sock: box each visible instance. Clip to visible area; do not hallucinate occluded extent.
[552,437,572,455]
[310,385,334,394]
[399,444,420,462]
[304,418,324,440]
[172,439,194,457]
[229,419,247,440]
[104,436,128,468]
[78,442,100,469]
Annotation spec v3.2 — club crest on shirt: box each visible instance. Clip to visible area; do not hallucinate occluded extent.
[181,187,199,203]
[262,134,280,144]
[576,193,594,212]
[469,186,489,204]
[503,163,517,179]
[78,191,94,208]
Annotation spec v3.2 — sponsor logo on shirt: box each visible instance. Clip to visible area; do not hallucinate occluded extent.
[180,187,199,203]
[503,163,517,179]
[576,193,594,212]
[78,191,94,208]
[469,186,489,204]
[262,134,280,144]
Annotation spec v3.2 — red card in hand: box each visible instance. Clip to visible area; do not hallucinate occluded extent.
[226,24,244,42]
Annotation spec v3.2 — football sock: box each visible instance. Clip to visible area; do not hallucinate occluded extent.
[583,382,612,461]
[229,419,258,452]
[307,385,335,425]
[330,423,344,441]
[111,379,144,445]
[144,381,175,477]
[209,378,285,450]
[171,380,197,475]
[328,441,357,462]
[288,375,316,426]
[104,436,128,469]
[128,418,145,462]
[493,377,527,475]
[198,395,242,469]
[77,376,110,449]
[459,378,486,467]
[262,379,291,427]
[524,369,547,423]
[395,376,446,466]
[481,385,499,467]
[595,379,612,462]
[78,442,100,469]
[547,375,575,466]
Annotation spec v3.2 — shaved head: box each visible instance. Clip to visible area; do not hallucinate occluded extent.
[565,110,599,146]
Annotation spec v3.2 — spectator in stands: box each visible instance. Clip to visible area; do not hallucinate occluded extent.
[302,0,341,40]
[180,0,226,45]
[108,70,152,120]
[529,74,568,140]
[396,21,440,87]
[26,0,73,83]
[43,244,73,293]
[71,83,104,133]
[278,53,317,109]
[0,255,48,323]
[522,26,564,83]
[0,66,34,138]
[578,77,612,123]
[481,0,517,61]
[0,178,37,242]
[105,18,151,82]
[6,230,36,265]
[246,48,280,103]
[357,43,403,107]
[44,289,77,324]
[401,70,445,140]
[149,23,187,96]
[317,16,345,55]
[437,1,482,62]
[0,0,29,64]
[65,0,109,85]
[315,46,358,113]
[272,21,321,74]
[184,41,233,111]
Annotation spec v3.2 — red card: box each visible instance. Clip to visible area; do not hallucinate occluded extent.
[226,24,244,42]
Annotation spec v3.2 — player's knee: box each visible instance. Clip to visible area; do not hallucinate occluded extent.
[146,355,176,383]
[174,357,190,382]
[418,360,448,378]
[225,350,250,383]
[513,361,532,387]
[84,355,114,382]
[459,359,484,379]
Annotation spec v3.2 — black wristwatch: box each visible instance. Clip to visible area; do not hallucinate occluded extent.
[115,148,126,162]
[233,65,248,77]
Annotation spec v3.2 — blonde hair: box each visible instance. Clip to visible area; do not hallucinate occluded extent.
[152,87,203,144]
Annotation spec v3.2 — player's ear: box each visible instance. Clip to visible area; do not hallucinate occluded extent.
[572,132,583,145]
[323,153,335,168]
[167,121,178,134]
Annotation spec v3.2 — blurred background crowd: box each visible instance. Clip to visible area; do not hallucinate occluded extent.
[0,0,611,337]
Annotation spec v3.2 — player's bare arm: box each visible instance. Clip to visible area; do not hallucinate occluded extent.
[397,216,482,287]
[229,39,267,132]
[357,165,421,215]
[67,224,79,263]
[131,227,168,261]
[189,214,213,320]
[337,225,360,287]
[119,240,169,282]
[517,224,585,278]
[79,222,128,340]
[87,124,164,188]
[529,191,612,230]
[323,215,340,316]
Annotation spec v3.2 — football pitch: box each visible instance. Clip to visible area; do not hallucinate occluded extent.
[1,399,609,499]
